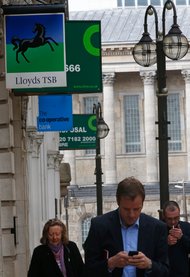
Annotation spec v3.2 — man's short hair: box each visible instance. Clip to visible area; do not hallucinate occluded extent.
[116,176,145,203]
[162,200,180,216]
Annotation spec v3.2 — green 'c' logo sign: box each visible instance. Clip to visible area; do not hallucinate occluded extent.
[83,24,100,57]
[88,115,96,132]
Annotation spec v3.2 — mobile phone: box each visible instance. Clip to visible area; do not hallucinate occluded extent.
[128,251,138,256]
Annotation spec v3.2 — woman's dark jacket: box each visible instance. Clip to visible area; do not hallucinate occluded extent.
[28,241,84,277]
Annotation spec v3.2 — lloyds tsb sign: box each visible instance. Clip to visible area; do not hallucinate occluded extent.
[2,4,102,94]
[3,4,67,89]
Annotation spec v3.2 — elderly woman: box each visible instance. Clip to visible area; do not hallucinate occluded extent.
[28,218,84,277]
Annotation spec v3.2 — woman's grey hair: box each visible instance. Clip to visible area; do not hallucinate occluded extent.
[40,218,69,245]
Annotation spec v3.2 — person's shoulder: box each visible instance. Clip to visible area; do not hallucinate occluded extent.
[67,240,78,248]
[35,244,49,250]
[92,209,118,222]
[32,244,49,254]
[66,241,82,255]
[140,213,166,226]
[93,209,118,220]
[179,220,190,228]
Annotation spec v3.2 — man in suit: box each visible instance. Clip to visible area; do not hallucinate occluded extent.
[162,200,190,277]
[84,176,169,277]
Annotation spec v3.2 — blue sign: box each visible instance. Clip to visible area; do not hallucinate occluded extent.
[37,95,72,132]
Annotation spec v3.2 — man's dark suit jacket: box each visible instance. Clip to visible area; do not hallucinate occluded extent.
[84,209,169,277]
[28,241,84,277]
[167,220,190,277]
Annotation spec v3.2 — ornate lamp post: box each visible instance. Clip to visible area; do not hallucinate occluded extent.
[132,0,189,214]
[93,102,109,215]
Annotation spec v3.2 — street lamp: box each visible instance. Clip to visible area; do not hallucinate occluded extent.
[132,0,189,214]
[175,180,188,221]
[93,102,109,215]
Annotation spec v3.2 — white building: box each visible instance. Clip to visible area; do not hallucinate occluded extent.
[65,3,190,246]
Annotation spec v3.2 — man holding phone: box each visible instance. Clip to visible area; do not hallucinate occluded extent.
[84,177,169,277]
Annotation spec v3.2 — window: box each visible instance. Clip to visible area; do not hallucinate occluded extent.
[117,0,123,6]
[167,94,182,151]
[84,97,98,114]
[117,0,188,7]
[82,217,92,244]
[176,0,186,4]
[138,0,148,5]
[124,95,141,153]
[84,97,98,154]
[125,0,136,5]
[150,0,161,5]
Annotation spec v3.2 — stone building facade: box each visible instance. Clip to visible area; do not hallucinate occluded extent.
[64,7,190,248]
[0,1,64,276]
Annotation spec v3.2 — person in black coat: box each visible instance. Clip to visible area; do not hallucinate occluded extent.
[84,176,169,277]
[28,218,84,277]
[162,200,190,277]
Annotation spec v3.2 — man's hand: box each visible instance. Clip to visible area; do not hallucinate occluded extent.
[108,251,128,270]
[127,251,152,269]
[169,226,183,240]
[168,234,178,245]
[108,251,152,271]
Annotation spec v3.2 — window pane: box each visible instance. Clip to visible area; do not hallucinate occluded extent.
[137,0,148,5]
[176,0,186,4]
[125,0,135,6]
[84,97,98,114]
[124,95,141,153]
[150,0,161,5]
[82,217,91,244]
[167,94,181,151]
[117,0,123,6]
[84,97,98,154]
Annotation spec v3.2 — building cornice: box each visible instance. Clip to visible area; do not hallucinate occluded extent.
[102,46,133,57]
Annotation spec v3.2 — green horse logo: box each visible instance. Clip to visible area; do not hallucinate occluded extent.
[11,23,58,63]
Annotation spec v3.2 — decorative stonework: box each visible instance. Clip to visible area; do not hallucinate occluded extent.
[47,150,62,170]
[0,72,5,81]
[26,127,43,157]
[181,70,190,83]
[21,96,28,129]
[55,153,64,171]
[103,73,115,85]
[102,47,133,56]
[140,71,156,85]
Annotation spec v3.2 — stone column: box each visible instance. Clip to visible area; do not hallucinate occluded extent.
[182,70,190,180]
[0,87,16,277]
[62,150,76,185]
[140,71,158,183]
[26,127,43,252]
[47,151,63,219]
[103,73,117,184]
[54,153,64,218]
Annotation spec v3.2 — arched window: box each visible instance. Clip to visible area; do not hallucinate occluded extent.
[82,216,92,244]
